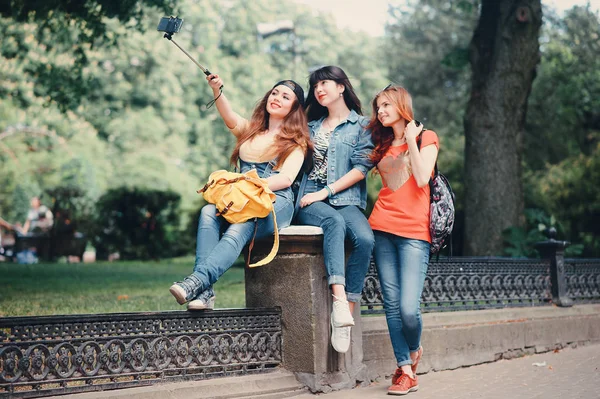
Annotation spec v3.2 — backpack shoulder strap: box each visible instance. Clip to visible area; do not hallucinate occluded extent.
[416,128,438,203]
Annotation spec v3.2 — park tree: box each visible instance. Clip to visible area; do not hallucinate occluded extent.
[0,0,175,43]
[0,0,176,112]
[463,0,543,255]
[526,5,600,168]
[525,5,600,256]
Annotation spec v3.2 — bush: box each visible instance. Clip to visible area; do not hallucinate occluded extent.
[46,186,94,235]
[503,208,584,258]
[92,187,182,260]
[525,138,600,257]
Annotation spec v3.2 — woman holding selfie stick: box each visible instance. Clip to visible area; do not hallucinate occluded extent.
[295,65,374,353]
[170,74,312,310]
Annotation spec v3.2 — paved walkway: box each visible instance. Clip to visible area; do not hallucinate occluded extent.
[296,344,600,399]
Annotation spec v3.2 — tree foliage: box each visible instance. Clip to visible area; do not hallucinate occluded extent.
[382,1,598,256]
[0,0,387,258]
[0,0,175,45]
[524,5,600,256]
[1,0,598,258]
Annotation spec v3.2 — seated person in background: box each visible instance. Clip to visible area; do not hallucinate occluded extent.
[22,196,54,234]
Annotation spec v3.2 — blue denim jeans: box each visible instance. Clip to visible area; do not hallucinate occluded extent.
[373,231,430,367]
[190,161,294,292]
[295,179,374,303]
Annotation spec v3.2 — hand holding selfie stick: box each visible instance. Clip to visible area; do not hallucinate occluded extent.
[158,16,223,106]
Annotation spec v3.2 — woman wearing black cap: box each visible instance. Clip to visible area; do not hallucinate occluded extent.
[170,74,312,310]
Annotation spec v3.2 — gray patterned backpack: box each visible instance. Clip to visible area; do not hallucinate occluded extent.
[416,123,455,254]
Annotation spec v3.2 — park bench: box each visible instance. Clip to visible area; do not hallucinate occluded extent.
[12,226,87,263]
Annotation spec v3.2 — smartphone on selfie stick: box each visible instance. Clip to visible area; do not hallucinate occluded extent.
[157,16,222,92]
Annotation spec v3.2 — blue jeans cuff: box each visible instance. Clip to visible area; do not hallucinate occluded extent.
[328,275,345,286]
[397,359,413,367]
[346,292,362,303]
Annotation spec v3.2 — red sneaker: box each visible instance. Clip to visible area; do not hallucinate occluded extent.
[388,373,418,395]
[391,368,403,385]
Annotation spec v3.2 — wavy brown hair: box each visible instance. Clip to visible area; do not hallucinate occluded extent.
[367,86,414,168]
[230,85,312,168]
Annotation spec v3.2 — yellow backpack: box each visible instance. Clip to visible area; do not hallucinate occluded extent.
[197,169,278,267]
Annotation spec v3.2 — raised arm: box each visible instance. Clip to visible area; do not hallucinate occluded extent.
[206,74,244,131]
[405,121,438,187]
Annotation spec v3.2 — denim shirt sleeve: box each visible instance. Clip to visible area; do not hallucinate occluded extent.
[350,117,375,176]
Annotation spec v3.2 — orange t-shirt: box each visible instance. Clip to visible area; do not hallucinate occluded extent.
[368,130,439,242]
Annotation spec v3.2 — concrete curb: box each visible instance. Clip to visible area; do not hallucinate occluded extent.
[362,303,600,380]
[47,370,306,399]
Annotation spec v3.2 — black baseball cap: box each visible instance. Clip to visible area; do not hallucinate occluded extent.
[272,80,305,108]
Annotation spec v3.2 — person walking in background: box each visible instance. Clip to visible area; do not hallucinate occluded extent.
[170,74,312,310]
[295,65,374,353]
[367,85,438,395]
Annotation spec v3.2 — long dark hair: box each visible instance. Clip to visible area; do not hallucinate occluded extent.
[230,86,312,168]
[305,66,362,121]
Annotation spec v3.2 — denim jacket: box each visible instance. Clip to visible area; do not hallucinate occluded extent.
[294,109,374,211]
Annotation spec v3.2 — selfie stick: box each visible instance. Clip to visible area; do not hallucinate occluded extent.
[162,32,223,98]
[163,33,213,76]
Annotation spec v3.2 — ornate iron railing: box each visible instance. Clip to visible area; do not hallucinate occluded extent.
[0,309,282,398]
[361,257,600,315]
[565,259,600,303]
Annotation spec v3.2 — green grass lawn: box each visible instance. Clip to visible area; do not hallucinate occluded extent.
[0,257,245,317]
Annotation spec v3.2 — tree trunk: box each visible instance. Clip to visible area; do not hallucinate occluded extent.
[463,0,542,255]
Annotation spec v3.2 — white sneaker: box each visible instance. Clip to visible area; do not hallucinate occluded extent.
[331,295,355,327]
[331,318,351,353]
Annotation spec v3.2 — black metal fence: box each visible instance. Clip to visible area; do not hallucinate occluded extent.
[0,309,282,398]
[565,258,600,303]
[361,237,600,315]
[2,234,600,398]
[362,257,552,314]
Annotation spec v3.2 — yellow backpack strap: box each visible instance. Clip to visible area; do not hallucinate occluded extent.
[248,210,279,268]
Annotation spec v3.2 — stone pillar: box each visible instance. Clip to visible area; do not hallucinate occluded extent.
[535,227,573,307]
[245,226,369,393]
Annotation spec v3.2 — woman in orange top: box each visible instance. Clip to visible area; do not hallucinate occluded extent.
[367,85,438,396]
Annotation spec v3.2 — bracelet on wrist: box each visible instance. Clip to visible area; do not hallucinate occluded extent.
[324,186,332,197]
[326,185,336,197]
